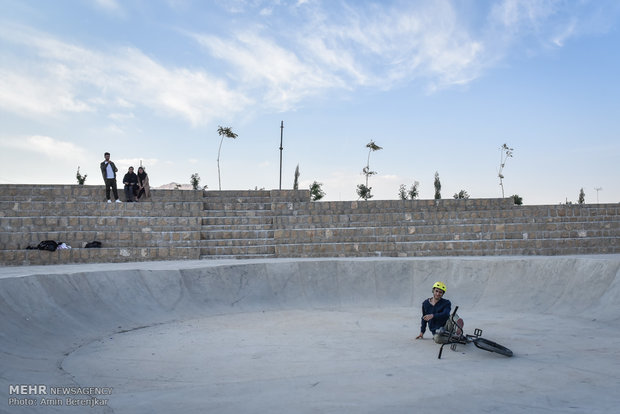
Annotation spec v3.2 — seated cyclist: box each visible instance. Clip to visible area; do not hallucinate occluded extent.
[415,281,457,343]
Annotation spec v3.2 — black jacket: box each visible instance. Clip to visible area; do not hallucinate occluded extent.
[100,161,118,181]
[123,172,138,186]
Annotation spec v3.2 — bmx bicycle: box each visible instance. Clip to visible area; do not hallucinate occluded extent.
[437,306,513,359]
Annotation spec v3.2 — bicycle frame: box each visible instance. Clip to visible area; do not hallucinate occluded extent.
[437,306,512,359]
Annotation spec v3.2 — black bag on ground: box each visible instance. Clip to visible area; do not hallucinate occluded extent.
[85,241,102,248]
[37,240,58,252]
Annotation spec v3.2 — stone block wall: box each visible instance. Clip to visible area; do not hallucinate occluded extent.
[0,185,205,265]
[272,198,618,257]
[0,185,618,266]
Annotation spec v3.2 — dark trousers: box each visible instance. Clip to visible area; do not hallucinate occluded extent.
[105,178,119,200]
[124,184,136,201]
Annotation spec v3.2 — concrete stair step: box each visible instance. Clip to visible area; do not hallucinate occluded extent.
[1,183,617,265]
[204,196,272,204]
[273,213,611,228]
[0,185,205,203]
[0,246,200,266]
[3,241,203,250]
[202,210,273,218]
[204,190,271,198]
[200,238,275,247]
[0,201,204,217]
[202,217,273,226]
[200,254,276,259]
[204,202,272,211]
[273,237,617,257]
[2,231,202,250]
[201,229,274,240]
[2,223,202,230]
[200,244,275,256]
[272,199,515,215]
[274,223,609,237]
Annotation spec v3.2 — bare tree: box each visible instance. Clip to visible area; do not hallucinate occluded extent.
[498,143,514,198]
[357,140,382,200]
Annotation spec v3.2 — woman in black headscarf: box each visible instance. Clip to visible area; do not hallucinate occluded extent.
[136,166,151,201]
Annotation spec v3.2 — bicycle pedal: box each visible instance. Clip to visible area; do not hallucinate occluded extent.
[450,343,458,351]
[474,328,482,337]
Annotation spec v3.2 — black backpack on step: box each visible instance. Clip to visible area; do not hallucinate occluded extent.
[37,240,58,252]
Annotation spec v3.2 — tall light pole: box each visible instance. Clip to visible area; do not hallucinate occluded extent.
[279,121,284,190]
[595,187,602,203]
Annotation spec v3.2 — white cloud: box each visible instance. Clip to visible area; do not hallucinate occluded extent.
[192,0,488,104]
[194,31,343,111]
[301,36,368,86]
[0,24,251,126]
[93,0,125,16]
[0,135,89,161]
[311,1,486,90]
[490,0,557,31]
[116,98,135,108]
[95,0,121,11]
[486,0,616,50]
[1,1,616,129]
[551,20,576,47]
[195,0,616,101]
[104,124,127,135]
[108,112,135,121]
[0,68,94,116]
[116,158,160,171]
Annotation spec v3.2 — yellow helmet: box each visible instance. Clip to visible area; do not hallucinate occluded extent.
[432,281,447,293]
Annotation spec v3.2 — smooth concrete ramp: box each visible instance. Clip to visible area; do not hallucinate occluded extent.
[1,256,620,414]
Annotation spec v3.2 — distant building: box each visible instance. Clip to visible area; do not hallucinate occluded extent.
[156,182,193,190]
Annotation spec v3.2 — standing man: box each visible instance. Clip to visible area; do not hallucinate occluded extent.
[100,152,122,203]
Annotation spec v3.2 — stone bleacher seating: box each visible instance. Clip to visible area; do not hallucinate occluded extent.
[201,190,276,258]
[272,198,618,257]
[0,184,618,266]
[0,185,203,265]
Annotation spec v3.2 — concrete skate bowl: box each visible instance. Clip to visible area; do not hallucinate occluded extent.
[1,256,620,414]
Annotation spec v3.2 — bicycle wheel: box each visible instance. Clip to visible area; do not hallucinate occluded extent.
[473,338,513,357]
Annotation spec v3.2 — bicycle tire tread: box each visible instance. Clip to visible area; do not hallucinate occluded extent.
[473,338,513,357]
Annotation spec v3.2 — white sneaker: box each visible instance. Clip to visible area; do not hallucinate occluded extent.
[107,200,111,203]
[115,199,122,203]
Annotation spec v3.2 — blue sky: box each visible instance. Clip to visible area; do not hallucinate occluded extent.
[0,0,618,204]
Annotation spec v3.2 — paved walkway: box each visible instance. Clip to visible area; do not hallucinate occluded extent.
[2,256,619,413]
